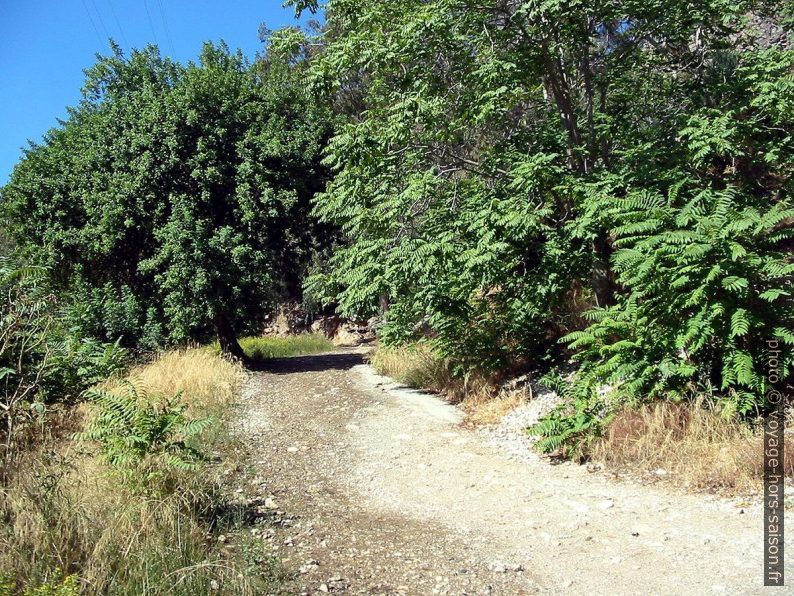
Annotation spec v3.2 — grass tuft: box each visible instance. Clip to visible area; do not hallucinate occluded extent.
[368,343,497,409]
[119,346,244,417]
[369,344,456,394]
[591,399,793,494]
[461,389,529,426]
[223,334,334,361]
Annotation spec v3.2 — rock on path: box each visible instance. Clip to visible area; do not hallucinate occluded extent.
[235,349,791,595]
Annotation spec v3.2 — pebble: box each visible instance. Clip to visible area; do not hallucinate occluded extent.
[233,359,758,594]
[299,560,320,574]
[477,386,562,463]
[489,561,524,573]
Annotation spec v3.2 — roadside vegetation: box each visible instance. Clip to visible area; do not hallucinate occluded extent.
[0,336,330,593]
[233,334,334,362]
[369,344,461,397]
[370,342,792,493]
[0,254,331,592]
[591,400,793,493]
[0,346,290,594]
[1,41,336,359]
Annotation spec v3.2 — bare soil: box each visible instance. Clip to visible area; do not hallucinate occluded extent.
[234,348,791,595]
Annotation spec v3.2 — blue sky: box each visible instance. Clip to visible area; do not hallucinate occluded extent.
[0,1,314,184]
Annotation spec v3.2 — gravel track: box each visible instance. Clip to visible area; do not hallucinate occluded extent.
[234,348,791,595]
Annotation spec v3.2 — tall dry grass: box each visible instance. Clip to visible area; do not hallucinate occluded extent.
[461,388,529,426]
[370,343,531,425]
[591,400,793,494]
[122,346,244,416]
[369,344,463,396]
[0,347,288,595]
[369,343,523,423]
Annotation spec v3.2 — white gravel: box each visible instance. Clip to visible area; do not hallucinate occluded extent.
[235,349,793,594]
[476,383,562,463]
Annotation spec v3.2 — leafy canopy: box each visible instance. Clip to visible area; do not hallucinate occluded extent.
[2,41,334,353]
[297,0,792,447]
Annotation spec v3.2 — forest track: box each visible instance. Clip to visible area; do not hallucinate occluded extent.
[235,348,791,595]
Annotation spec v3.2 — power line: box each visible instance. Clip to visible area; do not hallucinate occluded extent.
[154,0,176,56]
[142,0,160,47]
[108,0,130,48]
[80,0,104,46]
[89,0,112,43]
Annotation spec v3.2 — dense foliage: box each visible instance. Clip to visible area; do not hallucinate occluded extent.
[0,258,126,469]
[293,0,792,446]
[2,42,334,356]
[1,3,791,457]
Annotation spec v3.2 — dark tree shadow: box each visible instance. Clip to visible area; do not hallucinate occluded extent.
[247,351,365,374]
[202,495,298,533]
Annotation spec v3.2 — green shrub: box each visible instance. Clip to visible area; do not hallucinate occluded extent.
[0,258,127,472]
[0,569,79,596]
[528,371,606,458]
[532,185,793,453]
[1,349,281,595]
[299,1,792,458]
[75,382,214,486]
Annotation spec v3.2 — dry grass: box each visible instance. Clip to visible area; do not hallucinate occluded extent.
[0,347,285,595]
[369,344,460,396]
[369,343,515,422]
[120,346,245,416]
[461,388,529,426]
[591,400,793,494]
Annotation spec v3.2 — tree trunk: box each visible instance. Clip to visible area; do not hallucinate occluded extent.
[379,293,390,314]
[591,232,615,308]
[214,312,246,361]
[539,40,587,175]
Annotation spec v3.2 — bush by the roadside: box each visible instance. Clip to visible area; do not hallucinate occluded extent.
[0,347,289,595]
[0,258,128,475]
[75,382,215,486]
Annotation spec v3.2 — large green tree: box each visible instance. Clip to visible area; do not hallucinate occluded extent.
[1,41,333,356]
[297,1,791,411]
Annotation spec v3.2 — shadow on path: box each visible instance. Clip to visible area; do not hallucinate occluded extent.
[248,350,365,375]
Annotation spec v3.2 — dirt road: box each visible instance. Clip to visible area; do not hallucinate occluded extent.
[234,349,791,595]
